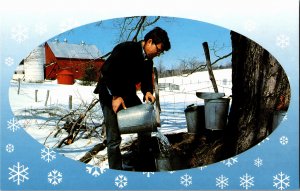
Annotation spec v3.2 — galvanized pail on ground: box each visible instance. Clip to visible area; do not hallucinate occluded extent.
[155,155,172,171]
[204,98,230,130]
[184,105,205,134]
[117,103,158,134]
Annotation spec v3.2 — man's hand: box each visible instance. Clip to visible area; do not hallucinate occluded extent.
[112,96,126,113]
[145,92,156,103]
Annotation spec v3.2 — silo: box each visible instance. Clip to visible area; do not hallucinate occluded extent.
[24,46,45,82]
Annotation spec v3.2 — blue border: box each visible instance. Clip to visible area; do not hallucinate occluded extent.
[1,1,299,190]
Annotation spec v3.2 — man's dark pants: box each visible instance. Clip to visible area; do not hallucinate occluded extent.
[98,82,152,170]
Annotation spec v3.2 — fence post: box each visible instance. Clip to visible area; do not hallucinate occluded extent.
[202,42,218,93]
[69,95,72,110]
[35,90,38,102]
[17,78,21,95]
[45,90,50,106]
[153,67,161,126]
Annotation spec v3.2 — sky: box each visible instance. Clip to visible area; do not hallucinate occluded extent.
[48,17,232,70]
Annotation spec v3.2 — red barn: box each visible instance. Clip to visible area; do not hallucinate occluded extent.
[45,40,104,83]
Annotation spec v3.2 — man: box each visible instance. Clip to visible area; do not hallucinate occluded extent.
[94,27,171,170]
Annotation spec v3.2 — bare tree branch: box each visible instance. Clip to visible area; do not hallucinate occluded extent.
[56,99,100,148]
[98,16,162,59]
[145,16,160,27]
[131,16,147,42]
[211,52,232,65]
[183,52,232,76]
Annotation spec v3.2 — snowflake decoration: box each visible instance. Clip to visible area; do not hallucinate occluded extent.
[7,118,21,132]
[273,172,290,190]
[254,157,263,167]
[8,162,29,185]
[258,137,270,146]
[216,175,229,189]
[48,170,63,186]
[197,165,207,171]
[279,136,288,145]
[41,147,56,163]
[59,18,79,33]
[86,166,106,177]
[180,173,192,187]
[222,157,238,167]
[6,144,15,153]
[5,57,14,66]
[276,34,290,49]
[11,24,29,43]
[35,22,48,36]
[244,20,257,32]
[240,173,254,190]
[115,174,128,189]
[143,172,154,178]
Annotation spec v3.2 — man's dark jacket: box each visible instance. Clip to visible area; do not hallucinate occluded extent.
[94,41,153,98]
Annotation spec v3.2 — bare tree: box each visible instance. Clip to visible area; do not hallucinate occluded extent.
[156,60,166,77]
[180,43,232,76]
[98,16,162,59]
[178,57,204,75]
[181,32,290,168]
[115,16,161,42]
[224,31,290,157]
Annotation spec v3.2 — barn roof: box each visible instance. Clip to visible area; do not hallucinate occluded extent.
[47,41,101,59]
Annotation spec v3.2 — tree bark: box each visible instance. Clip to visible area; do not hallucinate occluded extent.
[224,31,290,157]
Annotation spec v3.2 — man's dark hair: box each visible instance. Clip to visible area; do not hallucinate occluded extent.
[144,27,171,51]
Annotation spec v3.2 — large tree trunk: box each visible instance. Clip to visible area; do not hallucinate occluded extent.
[224,31,290,157]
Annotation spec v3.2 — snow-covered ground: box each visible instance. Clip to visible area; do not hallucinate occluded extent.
[9,69,232,168]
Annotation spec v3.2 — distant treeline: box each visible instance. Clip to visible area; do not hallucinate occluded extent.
[157,62,232,78]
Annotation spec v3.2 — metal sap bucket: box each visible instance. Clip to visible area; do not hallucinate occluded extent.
[184,105,205,134]
[204,98,230,130]
[117,103,158,134]
[155,155,172,171]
